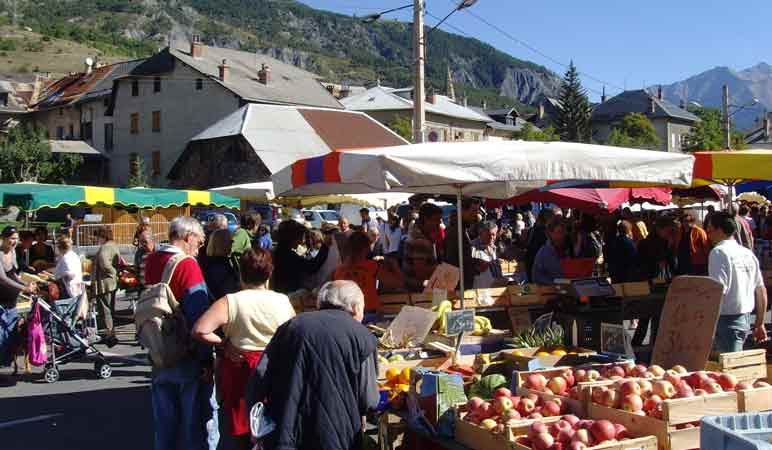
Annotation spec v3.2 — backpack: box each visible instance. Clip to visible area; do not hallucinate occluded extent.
[134,253,192,369]
[27,302,47,366]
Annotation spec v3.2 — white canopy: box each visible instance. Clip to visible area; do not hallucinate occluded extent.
[272,140,695,199]
[210,182,274,202]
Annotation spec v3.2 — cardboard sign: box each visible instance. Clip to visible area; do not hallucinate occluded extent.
[651,276,724,372]
[424,263,460,292]
[445,309,475,336]
[380,306,438,349]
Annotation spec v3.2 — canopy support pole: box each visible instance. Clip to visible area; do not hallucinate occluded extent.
[456,186,465,309]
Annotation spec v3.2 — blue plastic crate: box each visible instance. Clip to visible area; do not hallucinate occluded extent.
[702,411,772,450]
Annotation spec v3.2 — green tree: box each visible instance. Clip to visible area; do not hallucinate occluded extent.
[684,107,747,151]
[127,154,148,187]
[388,115,414,143]
[0,124,82,183]
[605,113,660,149]
[555,62,592,142]
[512,123,560,142]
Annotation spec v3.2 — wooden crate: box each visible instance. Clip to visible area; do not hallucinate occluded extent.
[705,349,767,382]
[511,435,658,450]
[377,354,451,380]
[587,386,738,450]
[501,347,596,371]
[737,386,772,412]
[455,409,560,450]
[379,293,411,315]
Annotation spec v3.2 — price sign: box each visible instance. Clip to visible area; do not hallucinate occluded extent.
[445,309,475,336]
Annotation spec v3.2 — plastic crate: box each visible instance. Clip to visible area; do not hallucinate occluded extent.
[702,411,772,450]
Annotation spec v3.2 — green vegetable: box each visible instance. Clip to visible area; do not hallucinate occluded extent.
[508,324,565,349]
[469,374,508,399]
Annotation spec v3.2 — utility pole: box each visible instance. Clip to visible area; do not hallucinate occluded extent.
[723,84,731,150]
[412,0,426,143]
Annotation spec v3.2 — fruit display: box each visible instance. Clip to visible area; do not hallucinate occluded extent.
[462,389,570,427]
[469,374,509,399]
[430,300,492,336]
[379,367,411,409]
[511,417,650,450]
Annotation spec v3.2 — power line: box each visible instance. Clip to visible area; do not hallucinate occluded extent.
[446,2,627,95]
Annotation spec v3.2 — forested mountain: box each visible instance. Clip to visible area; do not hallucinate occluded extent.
[0,0,560,108]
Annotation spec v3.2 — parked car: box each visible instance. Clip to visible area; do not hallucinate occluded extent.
[338,204,388,227]
[301,209,340,229]
[196,211,238,232]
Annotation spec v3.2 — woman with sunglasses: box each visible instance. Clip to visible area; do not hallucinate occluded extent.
[0,226,38,309]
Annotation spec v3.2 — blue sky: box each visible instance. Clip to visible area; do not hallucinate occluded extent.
[299,0,768,100]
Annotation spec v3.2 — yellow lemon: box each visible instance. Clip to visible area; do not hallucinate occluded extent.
[551,350,567,356]
[535,351,550,356]
[398,368,412,385]
[396,383,410,393]
[385,367,401,383]
[512,350,524,356]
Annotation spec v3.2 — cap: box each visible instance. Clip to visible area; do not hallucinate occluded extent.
[1,226,17,238]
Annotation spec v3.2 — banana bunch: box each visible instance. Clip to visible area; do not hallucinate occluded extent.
[430,300,454,334]
[472,315,492,336]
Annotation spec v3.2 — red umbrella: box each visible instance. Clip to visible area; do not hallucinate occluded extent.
[487,187,671,214]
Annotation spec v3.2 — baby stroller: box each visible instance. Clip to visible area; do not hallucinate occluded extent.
[32,294,112,383]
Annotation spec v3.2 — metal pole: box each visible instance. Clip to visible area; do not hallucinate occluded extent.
[456,187,465,309]
[723,84,731,150]
[413,0,426,143]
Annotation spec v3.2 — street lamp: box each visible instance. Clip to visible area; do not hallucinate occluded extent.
[362,0,479,143]
[722,83,759,150]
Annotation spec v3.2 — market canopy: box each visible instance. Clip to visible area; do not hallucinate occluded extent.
[210,182,274,203]
[692,149,772,185]
[0,183,239,210]
[272,140,695,199]
[487,187,672,214]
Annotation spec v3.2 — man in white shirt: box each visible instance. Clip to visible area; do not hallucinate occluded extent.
[706,212,768,353]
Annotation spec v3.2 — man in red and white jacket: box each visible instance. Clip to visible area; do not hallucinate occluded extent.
[144,216,218,450]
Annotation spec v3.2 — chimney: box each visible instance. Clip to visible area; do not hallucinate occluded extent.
[339,86,350,99]
[482,100,487,110]
[657,85,663,100]
[425,92,436,104]
[218,59,228,82]
[649,96,656,114]
[538,102,545,120]
[190,34,203,58]
[601,86,607,103]
[257,63,270,85]
[85,58,93,75]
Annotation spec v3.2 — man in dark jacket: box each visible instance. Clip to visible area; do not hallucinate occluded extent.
[248,280,379,450]
[445,198,485,291]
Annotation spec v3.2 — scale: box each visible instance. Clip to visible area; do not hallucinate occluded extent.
[562,277,617,300]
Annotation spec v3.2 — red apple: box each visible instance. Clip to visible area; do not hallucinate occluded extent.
[676,381,695,398]
[708,372,721,381]
[736,381,754,391]
[694,388,708,396]
[621,361,636,376]
[574,369,587,382]
[704,382,724,394]
[688,372,711,389]
[586,370,601,381]
[518,398,536,416]
[637,379,653,395]
[493,396,513,415]
[526,374,548,391]
[563,414,580,428]
[590,420,616,444]
[529,421,550,437]
[600,389,619,408]
[548,376,568,395]
[551,420,573,436]
[478,401,493,419]
[526,393,540,404]
[493,423,505,434]
[510,395,522,409]
[577,420,595,430]
[649,402,664,419]
[621,394,644,412]
[648,365,665,377]
[532,433,554,450]
[557,428,576,443]
[503,409,521,421]
[614,423,629,439]
[664,371,682,387]
[467,397,484,413]
[671,365,688,375]
[561,369,576,388]
[529,412,543,419]
[607,365,626,378]
[569,441,588,450]
[568,386,583,400]
[465,412,481,424]
[631,364,648,377]
[652,380,676,399]
[643,394,662,412]
[494,387,512,399]
[755,381,772,388]
[543,400,561,417]
[620,380,642,397]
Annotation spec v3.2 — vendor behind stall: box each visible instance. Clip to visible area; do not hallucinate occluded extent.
[471,221,504,288]
[706,212,768,353]
[445,197,484,290]
[532,217,572,285]
[402,203,442,291]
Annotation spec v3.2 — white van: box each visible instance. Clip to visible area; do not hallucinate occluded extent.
[301,209,340,229]
[338,204,388,226]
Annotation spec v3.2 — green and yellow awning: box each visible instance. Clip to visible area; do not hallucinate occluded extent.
[0,183,239,210]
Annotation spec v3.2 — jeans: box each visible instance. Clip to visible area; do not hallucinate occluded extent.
[713,313,750,353]
[151,362,219,450]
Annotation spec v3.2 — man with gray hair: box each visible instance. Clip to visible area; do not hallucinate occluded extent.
[211,214,228,231]
[248,280,379,450]
[471,221,504,288]
[144,216,218,450]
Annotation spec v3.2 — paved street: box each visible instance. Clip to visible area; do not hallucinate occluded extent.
[0,300,153,450]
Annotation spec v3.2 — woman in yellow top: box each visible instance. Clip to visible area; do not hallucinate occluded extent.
[192,248,295,447]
